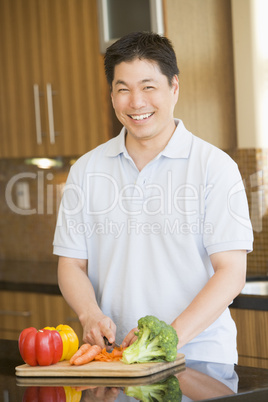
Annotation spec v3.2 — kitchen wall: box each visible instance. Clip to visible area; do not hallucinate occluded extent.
[0,158,70,262]
[164,0,268,276]
[164,0,237,150]
[0,0,267,277]
[227,149,268,276]
[1,148,267,276]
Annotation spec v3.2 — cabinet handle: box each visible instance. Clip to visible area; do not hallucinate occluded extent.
[33,84,42,145]
[0,309,31,317]
[46,83,56,144]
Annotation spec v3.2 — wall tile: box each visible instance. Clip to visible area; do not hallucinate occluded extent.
[1,150,268,277]
[0,158,71,262]
[227,149,268,277]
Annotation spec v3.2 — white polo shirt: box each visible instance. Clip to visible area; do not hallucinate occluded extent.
[53,119,253,364]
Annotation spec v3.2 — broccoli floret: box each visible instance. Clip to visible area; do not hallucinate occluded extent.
[122,315,178,364]
[125,375,182,402]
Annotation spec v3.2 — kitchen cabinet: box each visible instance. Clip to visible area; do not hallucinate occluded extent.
[231,308,268,369]
[0,0,112,158]
[0,290,83,343]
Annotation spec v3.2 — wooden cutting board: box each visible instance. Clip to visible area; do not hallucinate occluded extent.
[16,353,185,378]
[16,364,186,387]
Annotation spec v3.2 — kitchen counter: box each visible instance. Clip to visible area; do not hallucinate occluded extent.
[231,293,268,311]
[0,260,60,295]
[1,339,268,402]
[231,276,268,311]
[1,262,268,399]
[1,260,267,311]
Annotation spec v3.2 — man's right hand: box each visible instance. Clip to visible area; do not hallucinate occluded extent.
[82,314,117,349]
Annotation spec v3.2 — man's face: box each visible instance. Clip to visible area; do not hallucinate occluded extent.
[111,58,179,143]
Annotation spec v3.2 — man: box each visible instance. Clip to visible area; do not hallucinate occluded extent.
[53,32,253,364]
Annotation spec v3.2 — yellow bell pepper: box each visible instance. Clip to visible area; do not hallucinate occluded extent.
[64,386,82,402]
[56,324,79,361]
[44,324,79,361]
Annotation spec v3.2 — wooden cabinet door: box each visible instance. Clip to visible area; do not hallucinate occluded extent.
[0,0,112,158]
[231,308,268,369]
[38,0,112,157]
[0,290,83,343]
[0,0,47,157]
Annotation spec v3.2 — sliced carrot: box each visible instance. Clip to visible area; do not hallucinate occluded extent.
[111,348,124,358]
[71,344,126,365]
[69,343,91,365]
[93,346,126,362]
[94,348,113,361]
[73,344,102,365]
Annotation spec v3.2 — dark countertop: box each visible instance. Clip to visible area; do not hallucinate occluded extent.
[1,260,268,311]
[1,339,268,402]
[1,261,268,400]
[231,275,268,311]
[0,259,60,295]
[231,293,268,311]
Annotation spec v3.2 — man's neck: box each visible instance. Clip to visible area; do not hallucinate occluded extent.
[125,126,176,171]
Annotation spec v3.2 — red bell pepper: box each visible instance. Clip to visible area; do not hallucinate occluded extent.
[23,386,66,402]
[19,327,63,366]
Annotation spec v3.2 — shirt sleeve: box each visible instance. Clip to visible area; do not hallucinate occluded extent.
[202,153,253,255]
[53,165,88,259]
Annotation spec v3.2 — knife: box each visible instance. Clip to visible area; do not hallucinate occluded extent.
[103,336,120,349]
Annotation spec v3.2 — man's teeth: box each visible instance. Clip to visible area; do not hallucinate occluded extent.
[130,113,153,121]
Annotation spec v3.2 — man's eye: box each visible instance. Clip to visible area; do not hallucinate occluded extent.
[144,86,154,90]
[118,88,128,92]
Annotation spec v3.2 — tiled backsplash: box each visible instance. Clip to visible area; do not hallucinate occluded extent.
[0,149,267,276]
[228,149,268,277]
[0,158,70,262]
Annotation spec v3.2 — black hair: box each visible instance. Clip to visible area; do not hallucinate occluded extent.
[104,31,179,88]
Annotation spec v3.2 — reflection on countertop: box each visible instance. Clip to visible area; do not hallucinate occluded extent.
[1,340,268,402]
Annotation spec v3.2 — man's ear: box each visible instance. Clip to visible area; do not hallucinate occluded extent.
[172,75,179,104]
[110,90,115,108]
[172,75,179,95]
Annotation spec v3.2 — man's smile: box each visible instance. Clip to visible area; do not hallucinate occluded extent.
[128,112,154,121]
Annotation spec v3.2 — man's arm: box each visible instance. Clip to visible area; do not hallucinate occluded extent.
[171,249,246,349]
[58,256,116,346]
[123,249,246,348]
[176,366,235,399]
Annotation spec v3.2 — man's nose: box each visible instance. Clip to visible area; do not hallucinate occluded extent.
[129,90,146,109]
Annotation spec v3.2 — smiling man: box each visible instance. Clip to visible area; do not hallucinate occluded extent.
[111,58,179,171]
[53,32,253,365]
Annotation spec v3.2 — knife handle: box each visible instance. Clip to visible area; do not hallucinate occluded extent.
[103,336,112,346]
[103,336,120,348]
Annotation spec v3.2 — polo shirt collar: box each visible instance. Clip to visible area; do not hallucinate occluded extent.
[161,119,192,159]
[105,119,192,159]
[105,127,127,157]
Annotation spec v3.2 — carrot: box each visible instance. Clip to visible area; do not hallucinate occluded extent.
[111,347,124,358]
[70,343,91,365]
[93,346,126,362]
[71,344,126,365]
[94,347,113,362]
[73,344,102,365]
[74,386,98,392]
